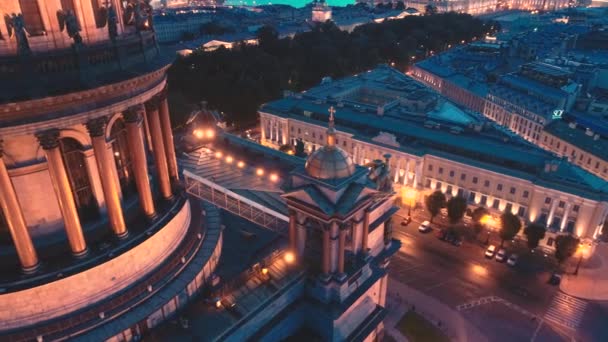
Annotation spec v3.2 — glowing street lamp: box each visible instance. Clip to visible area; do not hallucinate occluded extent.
[194,129,204,139]
[237,161,245,168]
[215,151,223,158]
[225,156,233,164]
[401,188,416,217]
[574,243,590,276]
[284,251,295,264]
[270,173,278,182]
[256,168,265,176]
[205,128,215,138]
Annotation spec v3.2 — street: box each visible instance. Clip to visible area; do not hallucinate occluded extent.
[387,207,605,341]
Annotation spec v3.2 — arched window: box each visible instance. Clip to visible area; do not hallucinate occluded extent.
[60,0,76,11]
[18,0,45,36]
[90,0,106,28]
[59,138,99,223]
[110,119,135,197]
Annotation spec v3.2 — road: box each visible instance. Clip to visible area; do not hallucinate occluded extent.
[388,207,588,341]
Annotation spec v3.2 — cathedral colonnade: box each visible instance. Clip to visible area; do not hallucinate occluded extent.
[0,90,178,272]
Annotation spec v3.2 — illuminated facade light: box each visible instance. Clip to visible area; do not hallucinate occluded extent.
[284,252,295,264]
[256,168,264,176]
[215,300,222,309]
[270,173,278,182]
[205,129,215,138]
[194,129,204,139]
[226,156,233,164]
[215,151,223,158]
[237,161,245,168]
[261,267,269,275]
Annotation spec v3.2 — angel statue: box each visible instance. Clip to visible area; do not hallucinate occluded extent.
[4,13,31,55]
[107,4,118,41]
[57,9,82,46]
[366,154,394,193]
[124,0,154,32]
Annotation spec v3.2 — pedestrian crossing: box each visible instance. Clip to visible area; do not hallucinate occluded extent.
[544,292,587,330]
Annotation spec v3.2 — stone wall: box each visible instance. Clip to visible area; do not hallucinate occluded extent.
[0,200,191,331]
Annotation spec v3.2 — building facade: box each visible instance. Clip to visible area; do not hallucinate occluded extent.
[260,66,608,252]
[0,1,222,340]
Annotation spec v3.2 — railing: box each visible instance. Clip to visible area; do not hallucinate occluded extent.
[184,170,288,235]
[2,199,206,342]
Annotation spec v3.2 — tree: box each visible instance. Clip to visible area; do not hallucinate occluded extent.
[524,223,546,250]
[425,191,446,223]
[472,207,488,224]
[499,212,521,247]
[395,1,405,10]
[294,138,305,157]
[447,196,467,224]
[425,4,438,15]
[555,235,580,266]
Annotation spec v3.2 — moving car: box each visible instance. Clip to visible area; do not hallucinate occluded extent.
[485,245,496,258]
[495,249,507,262]
[549,273,562,286]
[507,254,518,266]
[418,221,432,233]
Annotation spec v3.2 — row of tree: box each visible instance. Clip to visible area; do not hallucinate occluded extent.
[424,191,580,267]
[168,13,498,128]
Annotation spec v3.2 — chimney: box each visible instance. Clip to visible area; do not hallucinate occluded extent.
[568,122,577,129]
[544,161,551,173]
[594,134,600,141]
[585,128,594,136]
[551,161,559,172]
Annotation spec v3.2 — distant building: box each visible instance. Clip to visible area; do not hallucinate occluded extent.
[260,66,608,252]
[312,0,332,23]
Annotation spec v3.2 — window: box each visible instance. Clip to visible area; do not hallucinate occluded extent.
[497,184,503,191]
[510,187,516,194]
[480,195,487,206]
[438,167,443,174]
[110,119,135,197]
[449,170,454,177]
[587,157,592,165]
[18,0,46,36]
[523,190,529,198]
[336,139,339,145]
[425,179,431,188]
[343,140,346,147]
[446,185,453,194]
[428,165,433,171]
[517,206,526,217]
[484,180,490,187]
[545,197,551,205]
[468,192,476,202]
[472,177,478,184]
[291,126,294,132]
[312,132,315,138]
[595,161,600,169]
[573,205,579,213]
[505,203,513,213]
[457,188,464,197]
[436,182,442,190]
[319,134,323,141]
[90,0,107,28]
[558,201,565,209]
[460,174,466,181]
[492,199,500,209]
[59,138,99,223]
[298,128,301,134]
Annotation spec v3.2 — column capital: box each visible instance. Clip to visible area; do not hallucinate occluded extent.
[36,129,61,150]
[145,96,162,112]
[124,104,146,123]
[86,116,108,138]
[339,222,351,231]
[158,85,169,101]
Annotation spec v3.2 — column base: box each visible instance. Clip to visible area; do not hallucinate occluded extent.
[21,262,41,275]
[162,194,175,203]
[116,230,129,240]
[319,273,332,283]
[334,273,347,283]
[72,247,89,259]
[145,212,159,223]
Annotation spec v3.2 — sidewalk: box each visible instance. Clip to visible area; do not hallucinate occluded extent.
[385,277,488,342]
[561,243,608,300]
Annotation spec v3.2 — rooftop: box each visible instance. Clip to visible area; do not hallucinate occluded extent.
[260,66,608,200]
[544,120,608,161]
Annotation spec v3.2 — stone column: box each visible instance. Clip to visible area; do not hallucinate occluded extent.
[394,159,401,183]
[362,210,370,254]
[289,210,297,252]
[338,224,347,275]
[414,160,422,188]
[146,98,173,200]
[124,107,156,218]
[547,199,558,228]
[274,120,279,143]
[142,108,154,154]
[260,116,266,142]
[322,225,330,275]
[0,140,39,272]
[560,203,571,232]
[296,221,307,257]
[86,117,128,238]
[158,89,179,182]
[37,130,87,256]
[403,159,410,186]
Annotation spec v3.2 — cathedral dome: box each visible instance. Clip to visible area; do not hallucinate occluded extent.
[304,106,355,180]
[305,145,355,180]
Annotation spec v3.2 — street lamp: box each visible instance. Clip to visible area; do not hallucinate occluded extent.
[574,243,589,276]
[402,188,416,218]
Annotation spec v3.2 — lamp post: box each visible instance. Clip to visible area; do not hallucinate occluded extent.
[402,188,416,220]
[574,243,588,276]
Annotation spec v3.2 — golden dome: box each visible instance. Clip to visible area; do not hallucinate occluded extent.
[305,145,356,180]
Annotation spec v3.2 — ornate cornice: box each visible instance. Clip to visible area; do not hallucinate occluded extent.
[86,116,108,138]
[36,129,61,150]
[144,96,161,112]
[123,105,145,123]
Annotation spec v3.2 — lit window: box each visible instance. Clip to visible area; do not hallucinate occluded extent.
[523,190,529,198]
[558,201,565,209]
[497,184,503,191]
[573,205,579,212]
[510,187,516,194]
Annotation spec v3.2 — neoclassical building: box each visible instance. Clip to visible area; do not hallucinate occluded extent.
[0,1,222,340]
[260,66,608,252]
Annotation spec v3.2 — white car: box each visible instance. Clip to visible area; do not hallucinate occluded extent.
[507,254,518,266]
[418,221,432,233]
[495,249,507,262]
[485,245,496,258]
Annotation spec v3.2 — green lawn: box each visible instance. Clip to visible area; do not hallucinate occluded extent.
[396,311,450,342]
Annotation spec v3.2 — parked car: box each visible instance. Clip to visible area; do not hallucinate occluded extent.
[485,245,496,258]
[418,221,432,233]
[507,254,518,266]
[495,249,507,262]
[549,273,562,286]
[451,237,462,246]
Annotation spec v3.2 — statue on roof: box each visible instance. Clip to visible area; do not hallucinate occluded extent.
[4,13,30,55]
[107,3,118,42]
[366,154,393,193]
[57,9,83,46]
